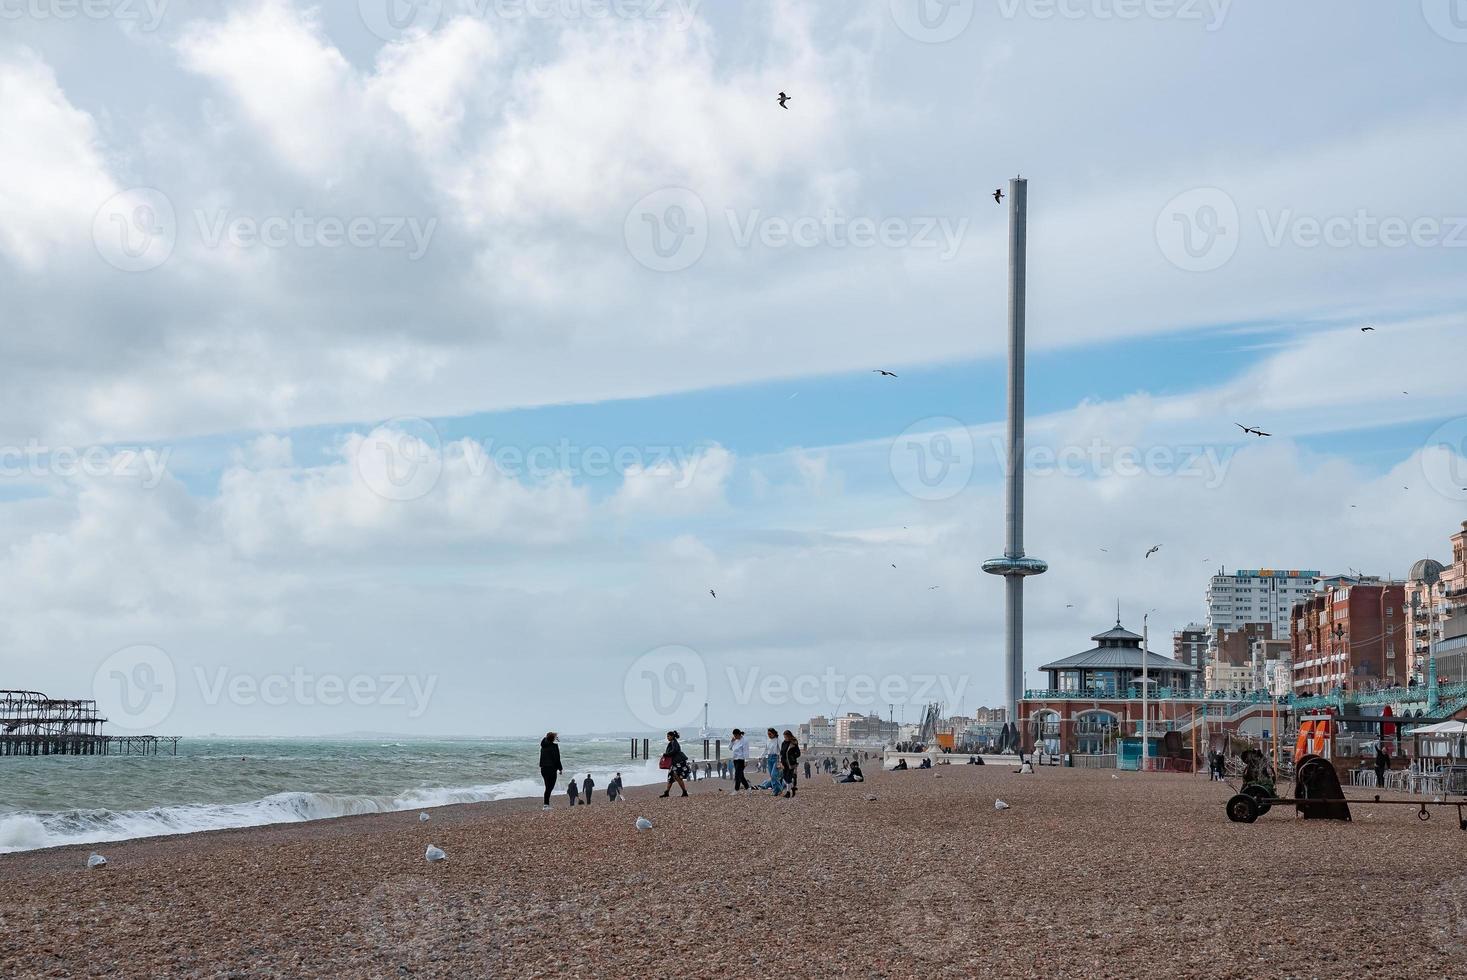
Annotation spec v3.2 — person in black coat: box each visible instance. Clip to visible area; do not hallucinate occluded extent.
[539,732,562,810]
[1374,744,1390,788]
[659,730,689,798]
[779,730,802,798]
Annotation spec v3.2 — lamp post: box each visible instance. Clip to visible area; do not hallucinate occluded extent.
[1141,611,1151,771]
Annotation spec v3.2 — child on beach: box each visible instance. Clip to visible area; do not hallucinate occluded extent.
[607,773,623,802]
[566,778,579,808]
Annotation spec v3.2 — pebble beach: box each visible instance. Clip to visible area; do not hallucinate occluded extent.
[3,765,1464,978]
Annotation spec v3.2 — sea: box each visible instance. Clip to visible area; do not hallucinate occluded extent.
[0,736,664,854]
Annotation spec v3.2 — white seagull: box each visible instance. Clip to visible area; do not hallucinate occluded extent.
[425,845,447,863]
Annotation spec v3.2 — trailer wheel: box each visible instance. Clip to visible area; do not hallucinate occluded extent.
[1242,783,1273,816]
[1227,793,1260,824]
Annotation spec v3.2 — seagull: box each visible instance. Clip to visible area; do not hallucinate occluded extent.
[87,853,107,869]
[1111,774,1120,780]
[418,812,430,822]
[928,585,941,590]
[891,563,897,569]
[994,799,1011,810]
[993,188,1003,204]
[1360,325,1375,331]
[776,92,791,109]
[1098,548,1109,553]
[709,589,716,599]
[1235,423,1271,437]
[1065,603,1074,608]
[635,816,653,831]
[1145,545,1161,558]
[873,369,898,378]
[425,845,447,863]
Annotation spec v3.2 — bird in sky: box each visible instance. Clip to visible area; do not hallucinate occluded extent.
[709,589,717,599]
[1403,391,1409,395]
[873,369,898,378]
[776,92,791,109]
[1360,325,1375,331]
[1235,423,1271,437]
[1145,545,1161,558]
[891,563,897,569]
[1099,548,1109,553]
[1065,603,1074,608]
[993,188,1003,204]
[928,586,941,590]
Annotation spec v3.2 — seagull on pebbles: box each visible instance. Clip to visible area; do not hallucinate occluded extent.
[425,845,447,863]
[635,816,654,831]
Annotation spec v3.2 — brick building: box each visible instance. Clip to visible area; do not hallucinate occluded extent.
[1290,580,1405,693]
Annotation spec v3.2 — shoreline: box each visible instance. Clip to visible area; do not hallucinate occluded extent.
[4,767,1462,977]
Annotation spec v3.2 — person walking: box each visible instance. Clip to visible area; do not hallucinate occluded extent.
[582,772,595,804]
[659,730,690,798]
[607,772,623,802]
[780,730,802,798]
[762,728,781,790]
[539,731,563,811]
[730,728,751,792]
[566,777,579,808]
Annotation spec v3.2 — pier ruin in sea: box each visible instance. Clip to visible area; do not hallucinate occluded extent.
[0,690,179,756]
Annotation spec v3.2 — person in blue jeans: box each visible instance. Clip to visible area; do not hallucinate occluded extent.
[761,727,781,791]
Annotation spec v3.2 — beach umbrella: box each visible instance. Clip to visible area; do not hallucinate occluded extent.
[425,845,447,862]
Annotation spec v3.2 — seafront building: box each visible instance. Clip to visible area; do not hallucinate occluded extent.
[1172,623,1207,669]
[1289,579,1405,692]
[1205,568,1319,641]
[1404,521,1467,681]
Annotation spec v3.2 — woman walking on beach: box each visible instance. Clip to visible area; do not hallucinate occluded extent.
[539,731,562,811]
[730,728,751,792]
[762,728,780,789]
[659,730,690,798]
[780,730,802,798]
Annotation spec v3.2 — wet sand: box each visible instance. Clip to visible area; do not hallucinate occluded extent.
[3,765,1464,977]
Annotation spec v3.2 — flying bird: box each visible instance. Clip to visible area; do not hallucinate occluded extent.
[1235,423,1271,437]
[891,564,897,569]
[709,589,717,599]
[1098,548,1109,553]
[873,369,898,378]
[928,586,941,590]
[993,188,1003,204]
[1145,545,1161,558]
[776,92,791,109]
[1360,325,1375,331]
[1065,603,1074,609]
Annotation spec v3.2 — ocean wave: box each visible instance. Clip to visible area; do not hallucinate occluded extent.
[0,760,664,854]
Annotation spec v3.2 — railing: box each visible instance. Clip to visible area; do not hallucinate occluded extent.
[1023,688,1287,704]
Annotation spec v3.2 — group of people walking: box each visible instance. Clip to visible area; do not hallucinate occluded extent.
[537,726,829,809]
[538,731,624,810]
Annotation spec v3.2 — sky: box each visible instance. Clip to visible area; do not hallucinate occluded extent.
[1,0,1465,737]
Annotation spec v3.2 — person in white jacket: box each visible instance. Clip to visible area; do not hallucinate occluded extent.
[761,727,781,791]
[729,728,751,791]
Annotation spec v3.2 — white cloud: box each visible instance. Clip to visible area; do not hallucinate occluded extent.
[0,47,117,269]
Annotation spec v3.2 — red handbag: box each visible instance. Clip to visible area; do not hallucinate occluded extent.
[658,754,672,770]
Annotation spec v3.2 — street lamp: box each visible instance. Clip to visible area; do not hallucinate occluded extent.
[1141,610,1155,771]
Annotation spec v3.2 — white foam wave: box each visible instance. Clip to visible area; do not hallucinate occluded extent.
[0,761,665,854]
